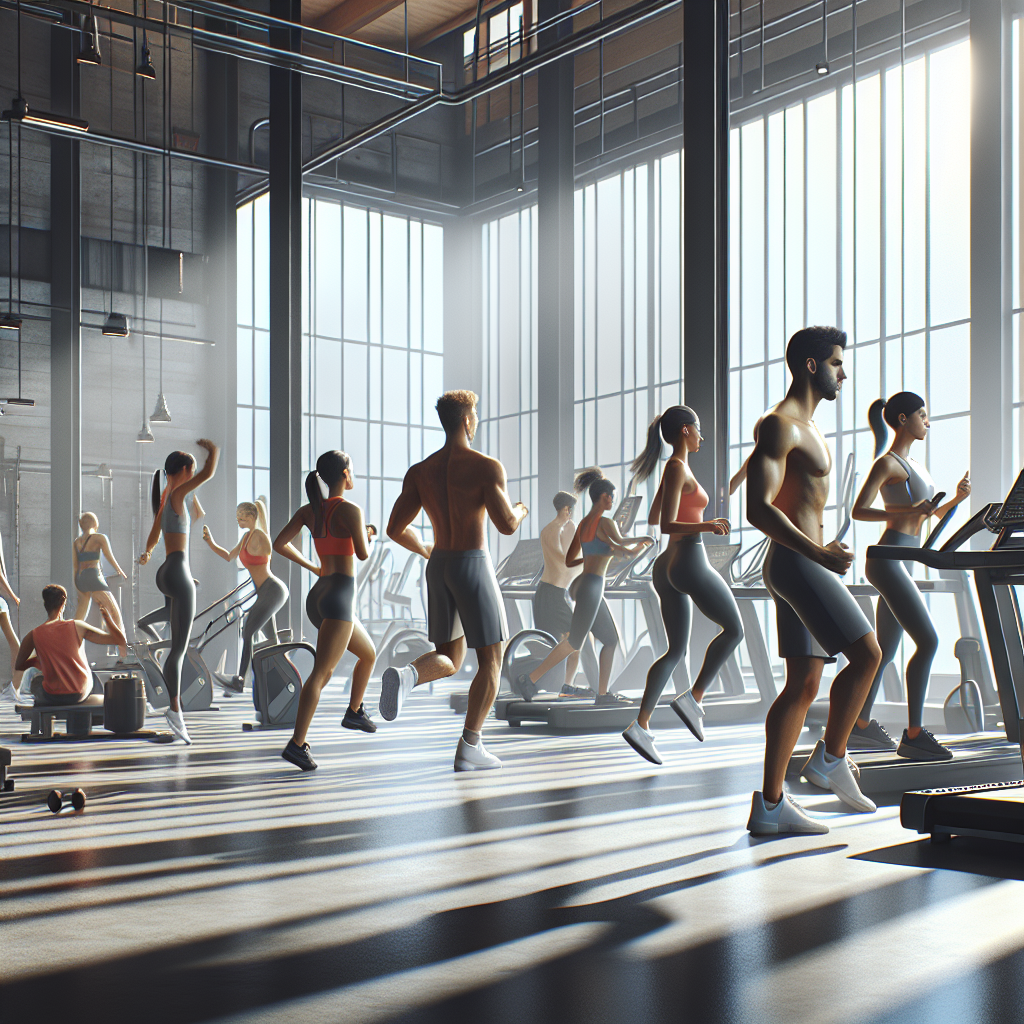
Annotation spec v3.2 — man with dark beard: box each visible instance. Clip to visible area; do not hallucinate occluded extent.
[744,326,882,835]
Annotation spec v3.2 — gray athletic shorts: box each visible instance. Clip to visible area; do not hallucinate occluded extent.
[762,542,871,660]
[426,549,509,650]
[533,581,573,638]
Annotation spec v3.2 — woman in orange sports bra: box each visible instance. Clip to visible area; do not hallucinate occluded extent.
[273,449,377,771]
[203,498,289,705]
[622,405,744,766]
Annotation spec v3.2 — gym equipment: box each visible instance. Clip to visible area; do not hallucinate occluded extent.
[47,789,62,813]
[71,788,86,811]
[102,674,147,734]
[1,746,14,793]
[243,642,315,730]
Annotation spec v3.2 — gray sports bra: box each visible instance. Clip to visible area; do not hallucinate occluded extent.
[77,545,101,563]
[880,452,935,507]
[161,493,190,536]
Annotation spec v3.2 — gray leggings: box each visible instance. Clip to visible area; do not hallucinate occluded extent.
[862,529,938,728]
[155,551,196,702]
[240,574,288,681]
[568,573,618,651]
[640,536,744,719]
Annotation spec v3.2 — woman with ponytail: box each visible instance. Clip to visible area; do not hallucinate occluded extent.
[273,450,377,771]
[515,467,653,704]
[851,393,971,761]
[138,440,220,743]
[621,406,744,764]
[203,498,288,702]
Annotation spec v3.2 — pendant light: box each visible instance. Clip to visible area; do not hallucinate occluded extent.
[78,3,102,66]
[149,27,172,425]
[136,4,155,79]
[102,312,130,336]
[816,1,829,74]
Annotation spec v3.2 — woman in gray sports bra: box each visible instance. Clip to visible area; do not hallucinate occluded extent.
[851,393,971,762]
[72,512,128,660]
[139,441,220,744]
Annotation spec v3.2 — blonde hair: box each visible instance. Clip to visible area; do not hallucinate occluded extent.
[78,511,99,531]
[237,499,269,535]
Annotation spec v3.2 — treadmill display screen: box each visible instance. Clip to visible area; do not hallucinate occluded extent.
[994,466,1024,527]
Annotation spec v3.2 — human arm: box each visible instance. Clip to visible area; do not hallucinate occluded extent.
[14,631,38,672]
[273,507,321,575]
[852,457,942,524]
[600,517,655,556]
[202,525,244,563]
[336,502,370,561]
[729,456,750,496]
[139,515,162,565]
[564,524,584,567]
[746,415,852,573]
[78,606,127,648]
[191,494,205,521]
[659,460,729,536]
[386,471,432,558]
[167,439,219,516]
[934,471,970,520]
[98,535,128,578]
[72,541,79,579]
[483,459,528,536]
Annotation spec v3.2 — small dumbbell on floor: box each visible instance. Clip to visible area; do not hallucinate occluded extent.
[46,788,87,813]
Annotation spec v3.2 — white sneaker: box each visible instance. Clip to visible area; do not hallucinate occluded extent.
[747,792,830,835]
[1,681,20,703]
[379,665,416,722]
[800,739,875,812]
[670,688,705,742]
[622,720,662,764]
[454,737,501,771]
[164,707,192,745]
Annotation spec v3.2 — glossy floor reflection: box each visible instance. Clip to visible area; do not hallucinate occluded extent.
[2,681,1023,1024]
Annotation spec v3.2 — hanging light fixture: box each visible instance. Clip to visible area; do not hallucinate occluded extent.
[2,397,34,407]
[102,311,130,336]
[816,0,829,75]
[0,313,20,331]
[150,389,171,423]
[136,40,156,80]
[78,4,102,66]
[136,419,154,443]
[2,98,89,133]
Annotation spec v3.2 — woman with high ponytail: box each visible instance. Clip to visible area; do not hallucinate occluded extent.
[138,440,220,744]
[273,449,377,771]
[513,466,653,703]
[620,406,744,765]
[203,497,288,703]
[851,392,971,760]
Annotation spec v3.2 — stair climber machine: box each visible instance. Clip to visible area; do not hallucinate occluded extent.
[859,467,1024,843]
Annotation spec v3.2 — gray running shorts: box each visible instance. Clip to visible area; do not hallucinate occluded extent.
[762,541,871,660]
[533,581,573,638]
[427,549,509,650]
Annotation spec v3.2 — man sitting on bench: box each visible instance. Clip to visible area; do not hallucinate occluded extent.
[15,585,126,705]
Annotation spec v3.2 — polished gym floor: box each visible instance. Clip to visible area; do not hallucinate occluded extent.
[2,684,1024,1024]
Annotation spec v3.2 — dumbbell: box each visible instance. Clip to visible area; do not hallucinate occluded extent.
[46,788,87,813]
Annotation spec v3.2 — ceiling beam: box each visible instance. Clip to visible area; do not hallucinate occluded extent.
[312,0,407,36]
[412,0,508,50]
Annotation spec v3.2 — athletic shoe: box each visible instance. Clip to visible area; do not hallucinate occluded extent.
[559,683,594,699]
[800,738,876,812]
[594,692,634,707]
[163,707,192,745]
[514,672,538,702]
[847,719,897,751]
[218,675,245,695]
[747,792,830,835]
[454,737,502,771]
[622,720,662,765]
[670,689,705,742]
[897,727,953,762]
[281,739,317,771]
[342,703,377,733]
[379,665,416,721]
[1,681,20,703]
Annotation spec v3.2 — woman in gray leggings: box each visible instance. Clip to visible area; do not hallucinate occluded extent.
[622,406,743,765]
[851,393,970,761]
[203,498,288,707]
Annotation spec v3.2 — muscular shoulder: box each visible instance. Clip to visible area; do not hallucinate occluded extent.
[874,453,905,478]
[752,412,800,458]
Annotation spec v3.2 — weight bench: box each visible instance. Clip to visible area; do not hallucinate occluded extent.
[15,695,105,740]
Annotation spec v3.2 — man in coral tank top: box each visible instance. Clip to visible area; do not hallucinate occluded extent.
[16,584,126,704]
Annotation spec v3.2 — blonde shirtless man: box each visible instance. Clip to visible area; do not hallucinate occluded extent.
[745,326,882,835]
[384,390,529,771]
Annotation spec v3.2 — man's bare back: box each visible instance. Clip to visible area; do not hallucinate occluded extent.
[540,517,579,588]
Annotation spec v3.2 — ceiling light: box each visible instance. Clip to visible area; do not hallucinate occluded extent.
[137,420,154,443]
[815,61,829,75]
[3,397,34,406]
[136,43,156,80]
[78,11,102,66]
[2,97,89,133]
[0,313,21,331]
[150,392,172,423]
[102,312,130,336]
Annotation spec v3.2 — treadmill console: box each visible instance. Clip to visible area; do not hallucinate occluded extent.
[991,465,1024,547]
[612,495,643,535]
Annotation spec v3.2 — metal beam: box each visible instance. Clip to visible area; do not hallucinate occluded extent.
[682,0,729,516]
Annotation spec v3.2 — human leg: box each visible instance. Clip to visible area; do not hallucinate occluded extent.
[464,641,503,734]
[822,633,883,759]
[290,619,354,747]
[0,612,22,688]
[74,588,92,622]
[345,618,376,713]
[157,554,196,713]
[856,594,902,727]
[240,576,289,679]
[685,546,744,700]
[93,590,128,660]
[762,656,825,803]
[137,601,170,641]
[529,574,603,685]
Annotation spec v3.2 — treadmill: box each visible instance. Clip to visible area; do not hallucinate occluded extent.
[868,470,1024,845]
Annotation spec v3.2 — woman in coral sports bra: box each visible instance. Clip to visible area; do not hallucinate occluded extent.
[203,498,288,703]
[622,405,744,766]
[273,449,377,771]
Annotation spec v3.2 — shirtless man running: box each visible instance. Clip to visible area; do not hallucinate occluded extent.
[535,491,586,694]
[383,389,529,771]
[745,326,882,834]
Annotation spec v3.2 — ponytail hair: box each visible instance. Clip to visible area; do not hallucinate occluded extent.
[574,466,616,503]
[150,470,162,516]
[153,451,196,517]
[630,405,699,482]
[868,392,926,457]
[306,449,352,536]
[237,499,270,535]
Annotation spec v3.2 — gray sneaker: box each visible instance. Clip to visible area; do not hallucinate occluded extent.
[897,727,953,762]
[847,719,897,751]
